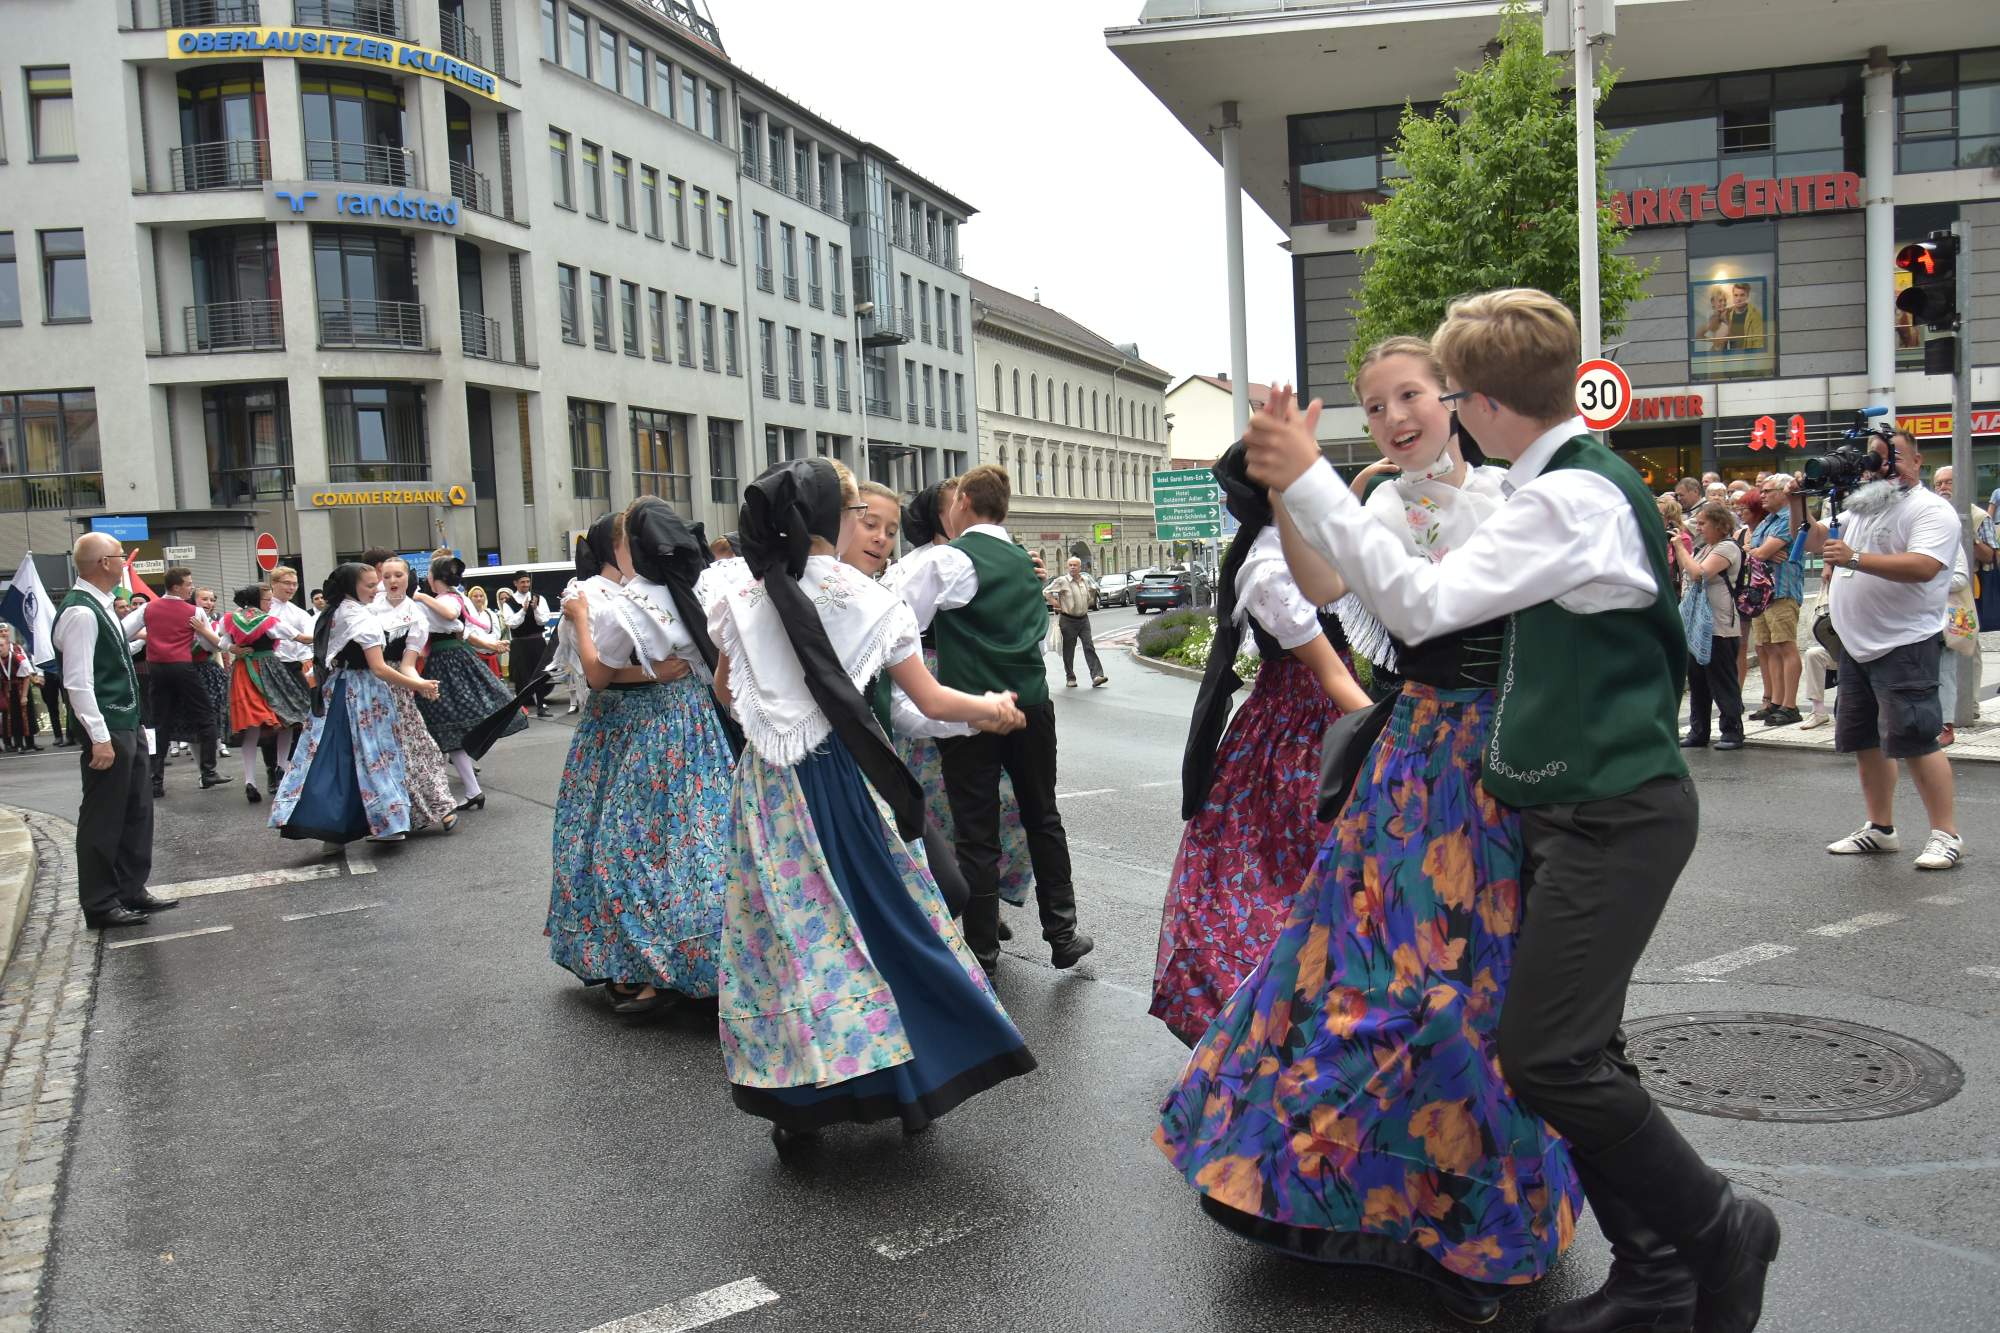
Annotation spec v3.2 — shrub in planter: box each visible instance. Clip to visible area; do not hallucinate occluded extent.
[1136,609,1209,659]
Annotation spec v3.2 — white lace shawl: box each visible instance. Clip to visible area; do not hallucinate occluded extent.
[709,554,920,767]
[551,574,654,682]
[620,577,708,684]
[1335,463,1509,670]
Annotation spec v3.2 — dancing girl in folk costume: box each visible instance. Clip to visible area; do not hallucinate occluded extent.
[374,558,462,832]
[707,459,1034,1155]
[413,555,524,807]
[270,564,439,845]
[264,566,316,790]
[1150,441,1370,1046]
[225,583,312,803]
[1157,337,1577,1324]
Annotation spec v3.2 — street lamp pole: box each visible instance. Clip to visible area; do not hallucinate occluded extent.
[853,300,874,485]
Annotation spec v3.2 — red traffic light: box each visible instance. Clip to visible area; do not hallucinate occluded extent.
[1897,242,1937,275]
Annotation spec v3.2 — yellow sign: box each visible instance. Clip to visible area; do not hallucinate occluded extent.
[168,28,512,106]
[297,483,473,509]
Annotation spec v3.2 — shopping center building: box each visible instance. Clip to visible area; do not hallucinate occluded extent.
[0,0,975,593]
[1109,0,2000,493]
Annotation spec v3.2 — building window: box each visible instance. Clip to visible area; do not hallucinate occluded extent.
[740,114,759,171]
[759,319,777,397]
[631,407,691,508]
[641,165,661,237]
[717,197,735,263]
[668,176,687,246]
[700,303,717,371]
[682,72,700,135]
[38,229,89,323]
[1898,51,2000,172]
[786,327,804,403]
[204,382,292,506]
[706,85,724,143]
[620,280,640,355]
[830,243,845,312]
[27,67,76,161]
[567,398,609,499]
[1601,67,1860,197]
[806,234,822,307]
[626,40,647,106]
[904,362,918,422]
[780,222,797,298]
[1092,391,1099,432]
[1288,105,1429,224]
[1012,370,1020,415]
[1061,383,1070,424]
[564,9,588,77]
[951,294,962,351]
[557,264,580,343]
[708,418,739,504]
[765,425,803,466]
[694,186,712,254]
[612,154,634,229]
[549,128,573,209]
[674,296,693,367]
[922,366,934,424]
[647,288,667,359]
[581,141,604,218]
[811,334,827,404]
[595,25,619,92]
[589,271,611,350]
[1030,374,1038,419]
[0,235,17,326]
[324,382,427,483]
[919,282,931,342]
[753,213,772,290]
[834,340,850,410]
[723,309,740,375]
[1686,220,1777,380]
[539,0,557,63]
[654,57,675,119]
[955,374,966,431]
[0,389,102,511]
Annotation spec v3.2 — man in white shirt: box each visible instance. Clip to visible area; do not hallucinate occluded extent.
[54,533,175,928]
[1786,428,1963,870]
[499,572,554,718]
[1246,289,1776,1333]
[262,566,315,790]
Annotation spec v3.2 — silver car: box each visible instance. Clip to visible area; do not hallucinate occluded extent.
[1097,573,1132,607]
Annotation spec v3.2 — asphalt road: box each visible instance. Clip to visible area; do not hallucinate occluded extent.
[8,634,2000,1332]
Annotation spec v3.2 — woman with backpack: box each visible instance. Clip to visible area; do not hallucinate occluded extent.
[1676,502,1746,749]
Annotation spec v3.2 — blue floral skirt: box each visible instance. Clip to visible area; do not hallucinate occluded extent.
[270,670,411,844]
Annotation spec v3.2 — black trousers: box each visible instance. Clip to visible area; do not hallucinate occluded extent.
[75,727,155,915]
[1684,636,1742,742]
[510,632,551,707]
[146,660,217,781]
[938,699,1079,966]
[1495,774,1700,1153]
[40,673,67,742]
[1059,614,1103,682]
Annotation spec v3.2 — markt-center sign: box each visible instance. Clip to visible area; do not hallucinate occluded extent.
[1613,171,1860,228]
[296,482,474,509]
[169,28,513,106]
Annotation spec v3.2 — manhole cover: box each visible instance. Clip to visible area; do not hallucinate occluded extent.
[1625,1012,1963,1123]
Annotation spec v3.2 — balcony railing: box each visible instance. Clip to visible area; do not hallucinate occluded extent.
[897,310,915,339]
[294,0,405,39]
[170,138,270,191]
[953,334,963,353]
[832,292,846,317]
[837,388,851,412]
[448,159,493,215]
[305,139,419,189]
[740,149,758,175]
[788,378,805,405]
[813,384,828,408]
[460,309,501,360]
[865,394,894,416]
[183,299,284,353]
[760,371,778,399]
[149,0,261,26]
[905,401,918,424]
[818,189,837,216]
[755,265,774,294]
[808,284,823,310]
[924,406,936,427]
[956,411,967,432]
[437,7,483,68]
[318,298,428,350]
[783,275,799,301]
[793,180,809,203]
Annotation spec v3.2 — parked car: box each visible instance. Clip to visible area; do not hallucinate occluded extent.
[1134,569,1193,614]
[1097,573,1132,607]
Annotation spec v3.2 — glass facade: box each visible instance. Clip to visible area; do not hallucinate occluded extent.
[323,383,427,483]
[0,389,101,511]
[204,382,292,505]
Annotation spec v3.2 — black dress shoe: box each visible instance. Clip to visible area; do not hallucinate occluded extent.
[84,905,148,929]
[199,772,228,789]
[1713,737,1744,751]
[1435,1286,1502,1325]
[996,919,1013,942]
[1049,932,1095,969]
[123,892,179,912]
[1679,736,1709,749]
[245,783,262,804]
[1536,1164,1696,1333]
[151,783,166,799]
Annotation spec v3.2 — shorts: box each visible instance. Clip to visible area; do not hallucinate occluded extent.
[1751,596,1799,647]
[1834,636,1943,759]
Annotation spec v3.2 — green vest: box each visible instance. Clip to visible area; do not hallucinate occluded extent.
[58,587,141,734]
[1483,436,1687,807]
[933,531,1050,708]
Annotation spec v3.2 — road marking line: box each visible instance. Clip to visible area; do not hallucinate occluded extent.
[281,901,384,922]
[1969,966,2000,981]
[1808,911,1906,937]
[1918,894,1965,906]
[343,849,377,877]
[1055,787,1114,799]
[1677,943,1796,976]
[869,1212,1000,1260]
[149,865,344,899]
[581,1279,779,1333]
[1135,779,1178,789]
[105,925,234,949]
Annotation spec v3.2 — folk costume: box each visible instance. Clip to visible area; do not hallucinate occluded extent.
[1156,442,1580,1318]
[500,582,554,715]
[711,460,1033,1142]
[225,601,307,798]
[415,571,525,800]
[375,591,459,831]
[54,584,154,920]
[270,592,412,844]
[0,640,37,751]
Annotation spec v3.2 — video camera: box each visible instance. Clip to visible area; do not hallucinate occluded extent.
[1793,406,1896,501]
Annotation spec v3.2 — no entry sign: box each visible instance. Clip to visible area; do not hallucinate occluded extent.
[1575,359,1633,432]
[255,532,280,572]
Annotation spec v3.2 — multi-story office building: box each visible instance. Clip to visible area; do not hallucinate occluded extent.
[971,279,1171,575]
[0,0,974,594]
[1110,1,2000,492]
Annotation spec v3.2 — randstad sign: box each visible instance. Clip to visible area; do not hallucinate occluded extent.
[168,28,512,105]
[267,182,461,231]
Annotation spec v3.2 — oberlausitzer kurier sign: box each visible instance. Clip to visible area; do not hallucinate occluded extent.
[267,182,462,231]
[168,28,513,106]
[296,482,474,509]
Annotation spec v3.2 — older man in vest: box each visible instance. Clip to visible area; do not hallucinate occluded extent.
[1247,290,1779,1333]
[54,532,177,929]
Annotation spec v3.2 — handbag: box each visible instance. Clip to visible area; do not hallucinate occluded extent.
[1731,529,1775,620]
[1945,582,1978,657]
[1680,577,1714,666]
[1810,604,1843,662]
[1316,695,1395,822]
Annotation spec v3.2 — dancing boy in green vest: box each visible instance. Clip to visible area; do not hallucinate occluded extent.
[53,533,178,929]
[1245,290,1779,1333]
[894,464,1093,975]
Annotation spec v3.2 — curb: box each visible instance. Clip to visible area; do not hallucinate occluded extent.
[0,809,34,981]
[1126,645,1205,681]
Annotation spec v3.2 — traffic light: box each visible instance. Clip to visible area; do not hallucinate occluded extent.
[1897,231,1960,333]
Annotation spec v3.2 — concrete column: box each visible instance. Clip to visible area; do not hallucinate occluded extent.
[1218,101,1251,437]
[263,59,306,180]
[489,389,530,560]
[1863,48,1897,411]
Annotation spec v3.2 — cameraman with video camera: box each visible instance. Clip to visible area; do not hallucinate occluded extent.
[1787,424,1964,870]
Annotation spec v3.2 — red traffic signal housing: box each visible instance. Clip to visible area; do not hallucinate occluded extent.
[1896,242,1937,277]
[1896,232,1959,332]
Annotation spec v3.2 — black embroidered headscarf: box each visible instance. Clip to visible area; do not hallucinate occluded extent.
[737,459,924,840]
[1180,440,1274,820]
[902,483,945,547]
[576,513,619,578]
[309,562,369,716]
[626,496,719,673]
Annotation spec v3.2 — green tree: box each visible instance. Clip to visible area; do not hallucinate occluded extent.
[1346,1,1649,376]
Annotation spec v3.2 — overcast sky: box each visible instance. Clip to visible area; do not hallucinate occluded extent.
[718,0,1297,387]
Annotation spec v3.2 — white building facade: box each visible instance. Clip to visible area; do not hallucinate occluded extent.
[0,0,974,595]
[971,280,1172,576]
[1162,373,1268,468]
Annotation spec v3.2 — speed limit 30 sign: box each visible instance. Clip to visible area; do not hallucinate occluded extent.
[1575,358,1633,431]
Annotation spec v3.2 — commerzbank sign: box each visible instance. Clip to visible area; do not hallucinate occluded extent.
[169,28,513,106]
[296,482,474,509]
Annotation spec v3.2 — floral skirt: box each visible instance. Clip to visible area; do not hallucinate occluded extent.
[1156,684,1580,1295]
[897,647,1034,906]
[418,639,526,754]
[390,686,458,831]
[721,739,1035,1134]
[1151,654,1343,1044]
[546,680,736,994]
[270,670,411,844]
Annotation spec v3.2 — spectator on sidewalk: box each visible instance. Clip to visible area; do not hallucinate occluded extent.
[1043,557,1108,688]
[1749,473,1806,725]
[1674,476,1702,515]
[1674,502,1745,750]
[1930,466,1982,744]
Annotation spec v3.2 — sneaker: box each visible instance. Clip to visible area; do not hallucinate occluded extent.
[1828,823,1900,855]
[1915,829,1963,871]
[1798,711,1830,730]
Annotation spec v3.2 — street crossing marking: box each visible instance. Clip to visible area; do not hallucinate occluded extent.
[105,925,234,950]
[281,901,384,922]
[1055,788,1115,799]
[1968,967,2000,981]
[1677,943,1796,976]
[580,1278,778,1333]
[149,865,345,900]
[1918,895,1966,906]
[1808,912,1907,938]
[869,1211,1000,1260]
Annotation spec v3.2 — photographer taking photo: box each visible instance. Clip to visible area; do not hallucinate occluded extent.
[1787,427,1964,870]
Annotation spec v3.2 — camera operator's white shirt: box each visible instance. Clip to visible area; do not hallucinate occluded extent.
[1829,484,1961,662]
